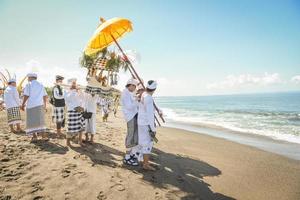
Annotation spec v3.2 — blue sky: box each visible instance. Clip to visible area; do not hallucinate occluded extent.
[0,0,300,96]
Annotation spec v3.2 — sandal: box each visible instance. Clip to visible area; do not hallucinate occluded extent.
[123,157,139,166]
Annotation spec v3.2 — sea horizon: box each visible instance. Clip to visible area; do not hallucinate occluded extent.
[155,91,300,160]
[156,90,300,98]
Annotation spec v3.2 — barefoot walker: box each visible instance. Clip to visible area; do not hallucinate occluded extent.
[51,75,66,136]
[84,93,99,143]
[138,80,161,170]
[4,77,24,133]
[21,73,48,142]
[64,79,85,146]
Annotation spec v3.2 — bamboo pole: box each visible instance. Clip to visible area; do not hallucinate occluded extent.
[111,35,165,125]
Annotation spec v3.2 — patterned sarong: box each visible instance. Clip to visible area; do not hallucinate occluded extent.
[7,107,21,125]
[52,107,65,123]
[67,110,85,137]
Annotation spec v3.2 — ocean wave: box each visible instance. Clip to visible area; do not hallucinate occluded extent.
[161,107,300,144]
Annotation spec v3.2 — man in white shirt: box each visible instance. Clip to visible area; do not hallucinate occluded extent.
[121,78,139,166]
[64,78,85,147]
[21,73,48,142]
[138,80,161,171]
[4,78,24,133]
[51,75,65,136]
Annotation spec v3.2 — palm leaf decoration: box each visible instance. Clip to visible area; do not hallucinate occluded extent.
[80,48,108,68]
[121,62,130,72]
[80,48,129,74]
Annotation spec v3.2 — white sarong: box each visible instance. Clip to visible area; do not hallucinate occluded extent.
[85,113,96,134]
[138,125,153,155]
[26,105,46,134]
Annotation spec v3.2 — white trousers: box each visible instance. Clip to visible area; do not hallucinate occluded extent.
[85,114,96,134]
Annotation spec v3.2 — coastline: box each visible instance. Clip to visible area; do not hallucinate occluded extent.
[156,126,300,200]
[163,121,300,160]
[0,110,300,199]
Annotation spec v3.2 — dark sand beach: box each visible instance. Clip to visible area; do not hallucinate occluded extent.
[0,109,300,200]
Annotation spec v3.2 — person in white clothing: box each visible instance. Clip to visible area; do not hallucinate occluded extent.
[51,75,66,136]
[138,80,161,171]
[121,78,139,166]
[84,93,99,143]
[21,73,48,142]
[4,78,25,133]
[99,97,111,122]
[64,79,85,147]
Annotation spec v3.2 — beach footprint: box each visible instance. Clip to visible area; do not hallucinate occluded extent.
[108,172,126,193]
[30,181,44,194]
[61,163,77,178]
[97,191,107,200]
[165,190,184,200]
[155,191,162,200]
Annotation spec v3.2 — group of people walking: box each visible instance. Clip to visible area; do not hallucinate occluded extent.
[2,72,161,170]
[2,73,106,144]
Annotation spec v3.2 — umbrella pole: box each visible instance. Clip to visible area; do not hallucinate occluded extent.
[111,35,165,124]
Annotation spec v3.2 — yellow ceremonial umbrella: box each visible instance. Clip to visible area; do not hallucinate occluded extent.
[84,17,165,124]
[84,17,133,56]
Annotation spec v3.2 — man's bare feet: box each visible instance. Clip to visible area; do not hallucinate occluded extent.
[79,142,86,147]
[10,128,16,133]
[17,129,26,134]
[66,141,72,147]
[143,164,156,171]
[57,133,65,139]
[41,133,49,141]
[30,136,38,143]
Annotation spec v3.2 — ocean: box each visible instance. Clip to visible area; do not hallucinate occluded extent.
[155,92,300,158]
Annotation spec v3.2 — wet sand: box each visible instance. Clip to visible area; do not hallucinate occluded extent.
[0,109,299,200]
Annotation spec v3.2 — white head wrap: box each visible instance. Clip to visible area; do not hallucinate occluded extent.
[146,80,157,90]
[27,72,37,78]
[67,78,77,84]
[126,78,138,86]
[8,78,16,83]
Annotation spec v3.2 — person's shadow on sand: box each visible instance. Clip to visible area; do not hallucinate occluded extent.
[137,148,235,200]
[32,140,68,155]
[70,142,235,200]
[70,142,124,168]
